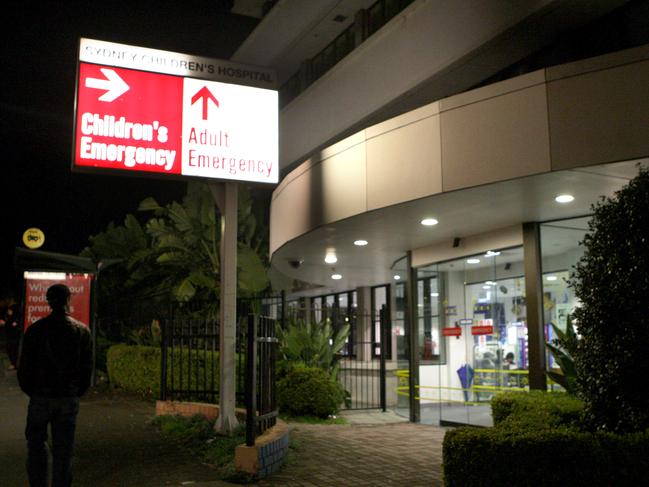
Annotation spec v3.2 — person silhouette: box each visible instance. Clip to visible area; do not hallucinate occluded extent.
[17,284,92,487]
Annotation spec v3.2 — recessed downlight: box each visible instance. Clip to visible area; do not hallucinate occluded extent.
[546,275,558,281]
[420,218,439,226]
[555,194,575,204]
[331,273,342,280]
[324,252,337,264]
[485,250,501,257]
[393,275,401,280]
[466,258,480,265]
[354,239,368,246]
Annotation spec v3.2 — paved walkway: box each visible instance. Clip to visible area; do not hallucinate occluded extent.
[0,351,446,486]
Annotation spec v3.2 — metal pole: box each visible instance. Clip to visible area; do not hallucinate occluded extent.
[379,307,387,412]
[160,319,167,401]
[245,314,257,446]
[406,251,420,423]
[212,181,240,434]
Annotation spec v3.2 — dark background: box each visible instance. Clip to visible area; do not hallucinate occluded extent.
[1,0,258,297]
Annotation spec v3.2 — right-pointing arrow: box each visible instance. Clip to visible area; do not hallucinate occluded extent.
[85,68,130,102]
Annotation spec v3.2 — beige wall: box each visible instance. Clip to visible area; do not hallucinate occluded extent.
[270,45,649,256]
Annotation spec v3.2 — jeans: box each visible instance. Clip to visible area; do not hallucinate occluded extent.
[25,396,80,487]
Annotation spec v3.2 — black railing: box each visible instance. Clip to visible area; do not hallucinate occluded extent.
[279,0,415,107]
[160,318,220,404]
[245,313,279,446]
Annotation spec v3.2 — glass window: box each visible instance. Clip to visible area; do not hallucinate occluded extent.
[541,217,589,390]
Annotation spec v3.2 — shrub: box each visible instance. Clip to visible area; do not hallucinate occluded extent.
[571,167,649,433]
[443,427,649,486]
[277,317,349,378]
[491,390,583,430]
[277,364,345,418]
[106,344,219,399]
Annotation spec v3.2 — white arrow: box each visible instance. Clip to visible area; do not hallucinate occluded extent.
[85,68,130,102]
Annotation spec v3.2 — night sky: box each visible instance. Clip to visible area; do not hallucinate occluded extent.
[1,1,258,297]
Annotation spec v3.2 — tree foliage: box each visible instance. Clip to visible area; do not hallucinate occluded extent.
[82,182,270,321]
[570,167,649,433]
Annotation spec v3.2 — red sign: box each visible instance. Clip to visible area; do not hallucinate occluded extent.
[73,39,278,184]
[75,63,183,176]
[442,327,462,337]
[24,273,93,330]
[471,325,494,336]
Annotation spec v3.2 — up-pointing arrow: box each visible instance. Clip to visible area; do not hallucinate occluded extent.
[191,86,219,120]
[85,68,130,102]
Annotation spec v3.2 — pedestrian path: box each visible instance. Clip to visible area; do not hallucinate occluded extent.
[1,351,446,486]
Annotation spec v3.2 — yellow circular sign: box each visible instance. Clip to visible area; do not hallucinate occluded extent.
[22,228,45,249]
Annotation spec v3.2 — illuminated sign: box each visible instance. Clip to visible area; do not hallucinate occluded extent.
[442,327,462,337]
[23,272,93,329]
[73,38,278,184]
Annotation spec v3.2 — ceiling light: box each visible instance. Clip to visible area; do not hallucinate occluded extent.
[420,218,439,226]
[483,285,491,290]
[431,292,439,297]
[486,281,496,286]
[546,275,558,281]
[331,273,342,280]
[393,275,401,280]
[485,250,501,257]
[555,194,574,203]
[324,252,337,264]
[354,239,368,246]
[466,258,480,264]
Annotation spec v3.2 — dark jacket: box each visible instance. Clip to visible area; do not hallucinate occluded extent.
[18,311,92,398]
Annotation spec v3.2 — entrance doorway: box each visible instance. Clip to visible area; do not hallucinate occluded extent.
[415,247,529,426]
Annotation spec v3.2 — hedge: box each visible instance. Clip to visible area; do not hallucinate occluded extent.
[491,390,583,430]
[443,427,649,486]
[106,344,220,399]
[443,391,649,486]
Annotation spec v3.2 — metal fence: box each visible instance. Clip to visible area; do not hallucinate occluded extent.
[245,313,279,446]
[159,318,221,404]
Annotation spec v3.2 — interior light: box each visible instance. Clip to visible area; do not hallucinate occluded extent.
[466,258,480,264]
[483,285,491,290]
[331,273,342,280]
[354,239,368,246]
[420,218,439,226]
[486,281,496,286]
[485,250,501,257]
[555,194,575,203]
[546,275,558,281]
[324,253,337,264]
[431,292,439,297]
[393,275,401,280]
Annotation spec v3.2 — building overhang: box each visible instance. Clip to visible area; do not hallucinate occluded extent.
[269,44,649,294]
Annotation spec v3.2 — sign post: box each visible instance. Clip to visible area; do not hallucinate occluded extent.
[73,39,278,435]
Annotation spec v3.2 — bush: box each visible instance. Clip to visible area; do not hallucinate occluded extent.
[277,364,345,418]
[571,168,649,433]
[106,344,219,399]
[491,390,583,430]
[443,427,649,486]
[95,334,119,373]
[443,391,648,485]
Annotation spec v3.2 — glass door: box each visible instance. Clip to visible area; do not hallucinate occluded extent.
[417,247,527,426]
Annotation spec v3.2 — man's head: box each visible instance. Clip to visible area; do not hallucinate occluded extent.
[46,284,71,311]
